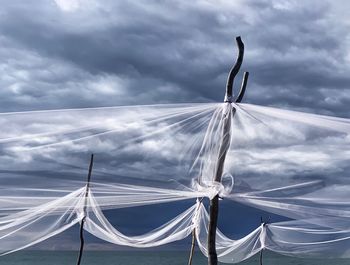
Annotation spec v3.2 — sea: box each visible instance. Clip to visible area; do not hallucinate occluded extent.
[0,251,348,265]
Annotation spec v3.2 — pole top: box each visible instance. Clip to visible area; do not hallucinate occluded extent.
[224,36,248,103]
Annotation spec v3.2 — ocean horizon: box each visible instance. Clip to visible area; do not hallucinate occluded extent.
[0,250,348,265]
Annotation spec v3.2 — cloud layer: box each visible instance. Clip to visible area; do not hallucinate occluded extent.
[1,0,350,115]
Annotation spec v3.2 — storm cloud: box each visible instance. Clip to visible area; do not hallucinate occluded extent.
[0,0,350,115]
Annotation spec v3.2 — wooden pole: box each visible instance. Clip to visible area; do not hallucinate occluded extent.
[207,36,246,265]
[188,229,196,265]
[76,154,94,265]
[259,248,264,265]
[207,111,232,265]
[188,197,204,265]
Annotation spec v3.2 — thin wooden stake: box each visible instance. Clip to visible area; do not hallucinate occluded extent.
[188,197,204,265]
[188,228,196,265]
[76,154,94,265]
[259,248,264,265]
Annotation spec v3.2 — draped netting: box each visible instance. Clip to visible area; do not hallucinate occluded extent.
[0,188,85,256]
[1,102,350,262]
[83,190,197,248]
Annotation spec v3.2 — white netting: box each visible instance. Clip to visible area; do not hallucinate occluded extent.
[83,191,197,248]
[0,188,85,256]
[0,102,350,262]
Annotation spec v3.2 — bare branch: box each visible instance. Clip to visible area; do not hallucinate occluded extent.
[235,71,249,103]
[225,36,244,102]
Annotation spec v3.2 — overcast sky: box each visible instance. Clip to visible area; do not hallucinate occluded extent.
[1,0,350,253]
[1,0,350,117]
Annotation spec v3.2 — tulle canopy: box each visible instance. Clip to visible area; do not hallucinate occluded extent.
[1,102,350,262]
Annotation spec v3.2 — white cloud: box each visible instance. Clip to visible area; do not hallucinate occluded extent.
[54,0,80,12]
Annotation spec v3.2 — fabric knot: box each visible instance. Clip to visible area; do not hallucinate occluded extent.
[194,173,234,199]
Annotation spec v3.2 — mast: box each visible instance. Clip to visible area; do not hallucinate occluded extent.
[207,37,249,265]
[76,154,94,265]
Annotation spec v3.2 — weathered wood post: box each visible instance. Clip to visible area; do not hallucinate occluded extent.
[187,197,204,265]
[76,154,94,265]
[207,36,249,265]
[188,229,196,265]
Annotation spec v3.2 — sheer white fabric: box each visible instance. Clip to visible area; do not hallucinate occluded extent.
[84,191,197,248]
[195,203,263,263]
[0,102,350,261]
[1,186,350,262]
[266,220,350,258]
[194,203,350,263]
[0,188,84,256]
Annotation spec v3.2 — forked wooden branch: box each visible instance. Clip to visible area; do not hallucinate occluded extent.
[208,36,248,265]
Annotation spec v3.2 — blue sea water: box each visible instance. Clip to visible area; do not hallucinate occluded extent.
[0,251,348,265]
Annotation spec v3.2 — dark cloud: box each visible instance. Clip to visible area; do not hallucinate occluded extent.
[1,0,349,115]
